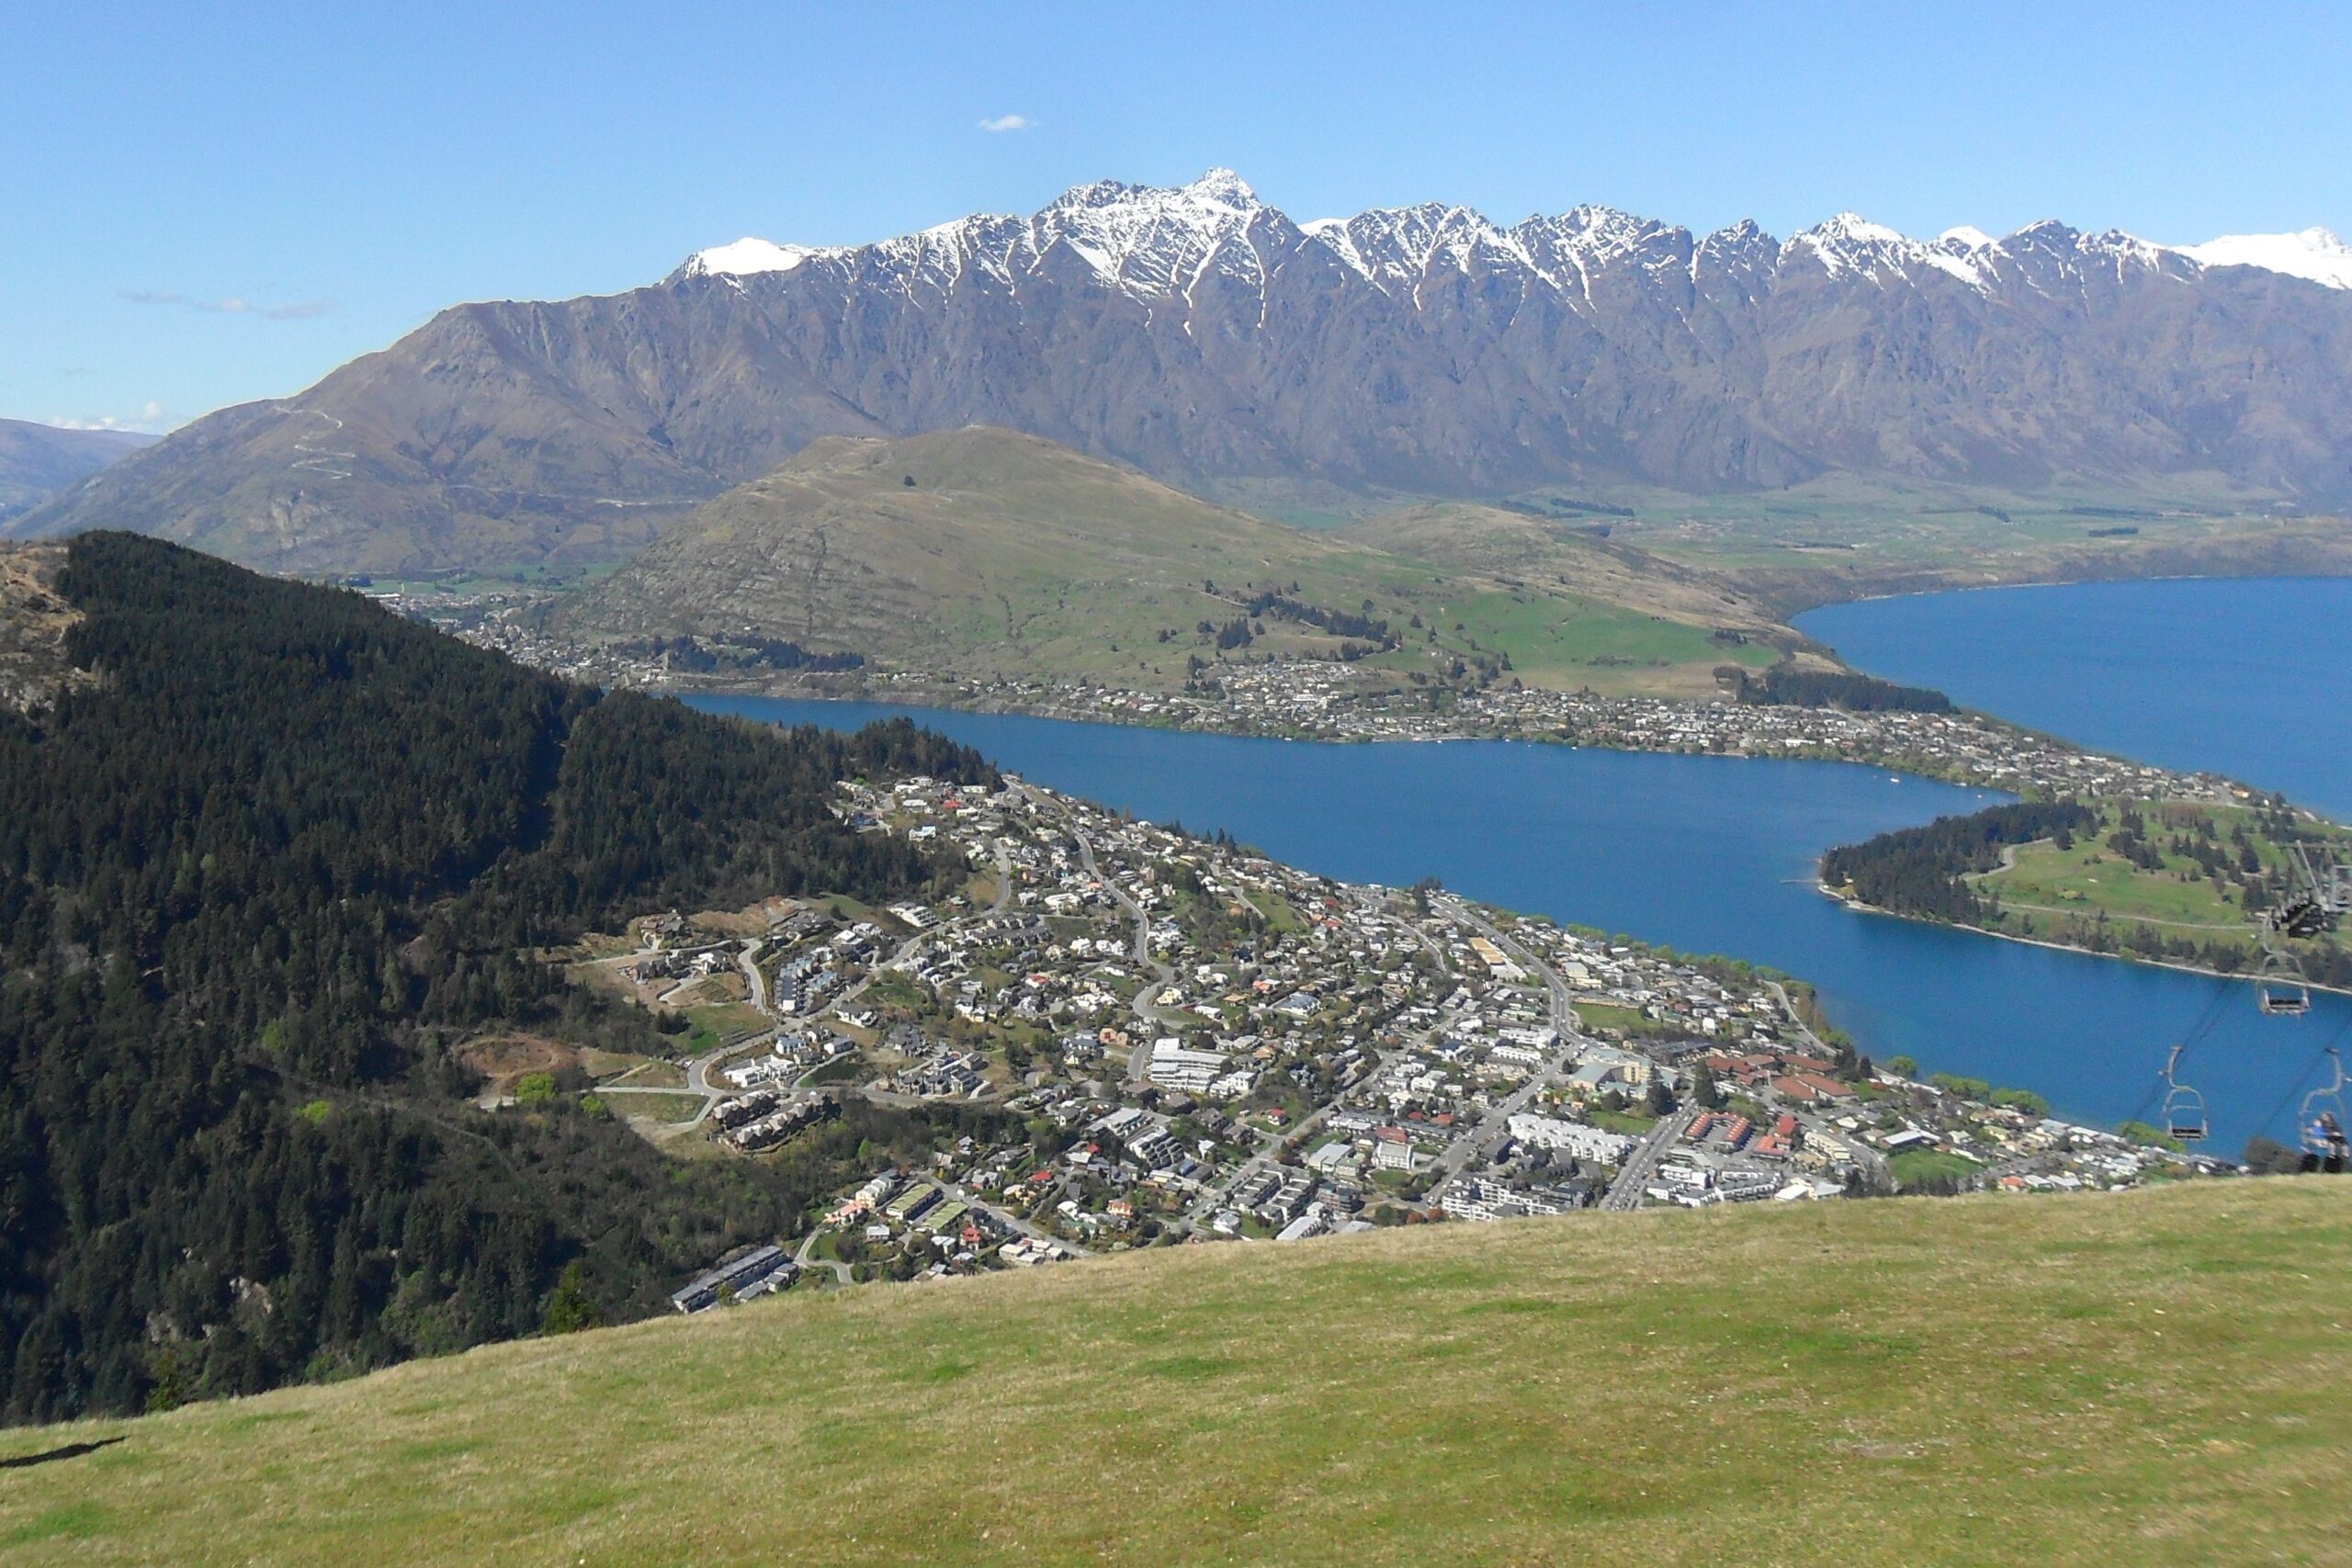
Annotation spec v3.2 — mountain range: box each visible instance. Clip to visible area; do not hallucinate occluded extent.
[16,172,2352,573]
[0,419,153,525]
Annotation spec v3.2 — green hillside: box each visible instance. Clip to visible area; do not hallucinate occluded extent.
[0,535,992,1424]
[1340,502,1800,692]
[6,1180,2347,1565]
[1533,474,2352,619]
[1825,797,2352,988]
[552,428,1798,698]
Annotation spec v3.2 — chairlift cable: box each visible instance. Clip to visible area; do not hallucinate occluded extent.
[2248,1052,2329,1152]
[2177,978,2235,1052]
[2245,1019,2352,1148]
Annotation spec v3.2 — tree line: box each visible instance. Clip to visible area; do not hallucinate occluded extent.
[1820,800,2098,922]
[1727,666,1953,713]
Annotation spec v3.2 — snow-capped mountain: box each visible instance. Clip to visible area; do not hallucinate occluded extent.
[20,171,2352,573]
[677,172,2344,301]
[2177,227,2352,290]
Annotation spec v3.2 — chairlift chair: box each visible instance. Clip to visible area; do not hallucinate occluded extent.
[2301,1048,2347,1173]
[2256,951,2312,1018]
[2160,1044,2208,1145]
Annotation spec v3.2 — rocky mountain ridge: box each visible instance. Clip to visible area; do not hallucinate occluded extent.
[17,172,2352,573]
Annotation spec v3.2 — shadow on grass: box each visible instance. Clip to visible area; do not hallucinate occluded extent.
[0,1437,124,1470]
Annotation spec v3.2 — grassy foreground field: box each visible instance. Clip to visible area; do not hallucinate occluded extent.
[5,1181,2349,1566]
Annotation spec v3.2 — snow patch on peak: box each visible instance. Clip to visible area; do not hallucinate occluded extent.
[1311,203,1523,290]
[1520,203,1662,256]
[1810,211,1907,245]
[2079,228,2167,261]
[1046,169,1259,219]
[678,237,823,279]
[1939,225,1996,250]
[2005,219,2078,246]
[1030,169,1269,300]
[1785,213,1995,290]
[2179,228,2352,289]
[1695,218,1776,255]
[1184,167,1259,208]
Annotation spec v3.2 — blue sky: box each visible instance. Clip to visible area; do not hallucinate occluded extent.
[6,0,2347,432]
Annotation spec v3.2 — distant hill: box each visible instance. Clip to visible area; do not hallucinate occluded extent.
[18,172,2352,574]
[1341,501,1792,631]
[0,534,991,1423]
[549,426,1796,694]
[2,1179,2344,1564]
[0,419,152,524]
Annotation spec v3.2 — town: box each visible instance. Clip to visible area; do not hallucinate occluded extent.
[384,583,2240,807]
[571,767,2222,1313]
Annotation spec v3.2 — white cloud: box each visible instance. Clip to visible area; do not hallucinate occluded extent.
[120,289,335,321]
[977,114,1032,133]
[50,402,170,434]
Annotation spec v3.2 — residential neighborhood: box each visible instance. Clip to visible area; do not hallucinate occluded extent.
[583,767,2229,1311]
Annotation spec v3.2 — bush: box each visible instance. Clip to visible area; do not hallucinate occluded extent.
[1989,1088,2051,1118]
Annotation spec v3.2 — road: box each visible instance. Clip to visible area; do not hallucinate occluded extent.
[738,938,769,1015]
[1765,979,1828,1058]
[1764,980,1892,1191]
[792,1233,851,1285]
[1057,809,1179,1082]
[1184,1107,1322,1224]
[1419,900,1590,1187]
[599,1032,755,1125]
[939,1177,1091,1256]
[1444,897,1575,1039]
[1182,894,1591,1221]
[1443,900,1717,1214]
[632,837,1031,1118]
[1422,1042,1583,1187]
[1602,1106,1697,1211]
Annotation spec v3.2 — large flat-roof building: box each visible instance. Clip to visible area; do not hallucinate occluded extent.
[670,1245,797,1314]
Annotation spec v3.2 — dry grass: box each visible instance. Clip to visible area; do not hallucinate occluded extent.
[3,1180,2348,1566]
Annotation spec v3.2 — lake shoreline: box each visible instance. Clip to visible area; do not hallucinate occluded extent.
[1815,880,2352,1001]
[703,674,2336,1000]
[1797,573,2352,823]
[687,682,2346,1152]
[660,672,2264,809]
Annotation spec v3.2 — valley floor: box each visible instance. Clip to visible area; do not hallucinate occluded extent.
[4,1179,2347,1567]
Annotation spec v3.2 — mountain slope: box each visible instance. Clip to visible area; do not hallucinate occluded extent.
[553,425,1436,680]
[0,535,990,1423]
[20,174,2352,573]
[548,426,1794,692]
[2,1179,2344,1565]
[0,420,152,524]
[1341,501,1790,630]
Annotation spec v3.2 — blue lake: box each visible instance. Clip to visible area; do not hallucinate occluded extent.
[1798,576,2352,821]
[685,690,2349,1155]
